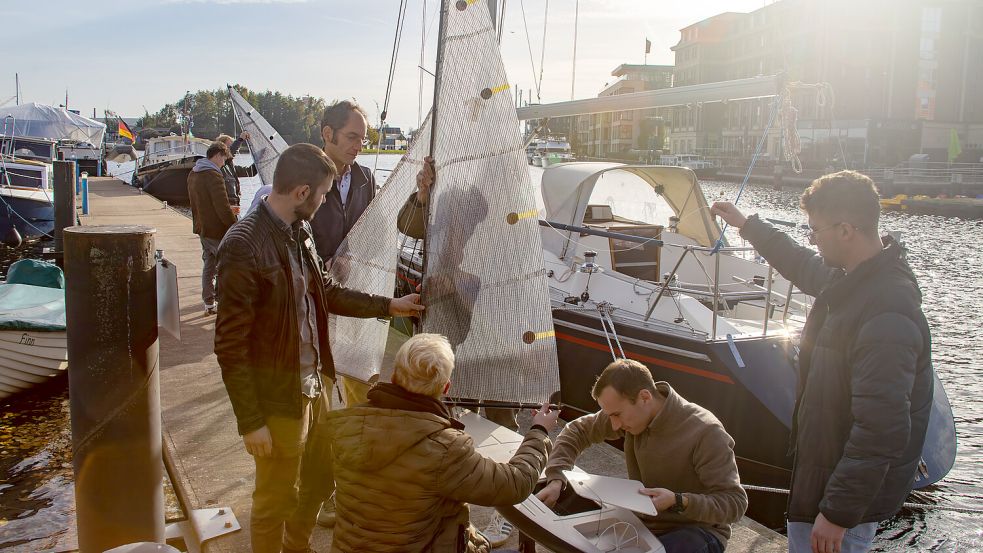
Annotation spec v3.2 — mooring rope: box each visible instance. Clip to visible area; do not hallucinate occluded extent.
[741,483,983,516]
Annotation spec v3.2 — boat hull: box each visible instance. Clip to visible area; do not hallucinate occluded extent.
[136,158,198,204]
[0,192,55,239]
[553,307,794,526]
[0,329,67,400]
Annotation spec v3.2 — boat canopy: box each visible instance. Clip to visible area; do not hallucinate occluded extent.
[541,162,723,257]
[1,103,106,145]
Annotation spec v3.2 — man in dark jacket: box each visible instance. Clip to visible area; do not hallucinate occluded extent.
[310,100,375,263]
[214,143,424,553]
[188,141,237,314]
[216,131,250,207]
[711,170,934,553]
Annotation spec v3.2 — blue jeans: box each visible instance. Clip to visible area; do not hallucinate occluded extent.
[787,520,878,553]
[659,526,724,553]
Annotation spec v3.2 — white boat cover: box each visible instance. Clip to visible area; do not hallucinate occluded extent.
[1,103,106,145]
[540,163,724,257]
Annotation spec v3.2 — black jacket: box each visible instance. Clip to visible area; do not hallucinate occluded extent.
[214,202,391,435]
[310,162,376,261]
[221,137,243,205]
[740,216,933,528]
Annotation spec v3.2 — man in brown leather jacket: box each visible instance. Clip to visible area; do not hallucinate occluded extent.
[214,143,424,553]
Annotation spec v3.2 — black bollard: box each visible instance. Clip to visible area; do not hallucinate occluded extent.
[64,225,163,553]
[53,161,77,254]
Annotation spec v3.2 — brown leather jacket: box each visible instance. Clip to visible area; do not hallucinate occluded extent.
[214,202,391,435]
[327,383,551,553]
[188,161,237,240]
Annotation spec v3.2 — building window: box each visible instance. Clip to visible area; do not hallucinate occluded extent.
[620,125,633,139]
[922,6,942,33]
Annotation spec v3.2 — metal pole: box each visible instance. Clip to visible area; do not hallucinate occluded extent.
[762,265,773,335]
[781,280,794,325]
[65,225,162,553]
[644,248,690,321]
[52,161,77,255]
[712,252,720,340]
[571,0,578,100]
[81,172,89,215]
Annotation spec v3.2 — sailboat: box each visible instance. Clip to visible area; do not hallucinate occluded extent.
[328,1,667,550]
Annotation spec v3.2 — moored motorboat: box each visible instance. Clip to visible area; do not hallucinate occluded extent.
[134,135,212,204]
[0,259,67,400]
[0,135,58,240]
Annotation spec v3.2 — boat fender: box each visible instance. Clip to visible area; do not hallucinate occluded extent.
[2,226,22,248]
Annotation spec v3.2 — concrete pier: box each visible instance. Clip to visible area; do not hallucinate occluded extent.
[81,177,787,552]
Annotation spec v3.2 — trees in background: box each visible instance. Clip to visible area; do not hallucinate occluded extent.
[136,86,328,145]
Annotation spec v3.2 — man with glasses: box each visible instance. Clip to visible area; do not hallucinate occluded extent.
[711,171,934,553]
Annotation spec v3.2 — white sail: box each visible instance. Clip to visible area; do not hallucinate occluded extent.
[420,0,560,403]
[330,0,560,404]
[328,118,431,384]
[227,86,288,187]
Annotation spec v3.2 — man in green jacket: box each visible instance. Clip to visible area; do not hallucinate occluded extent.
[327,332,559,553]
[536,359,747,553]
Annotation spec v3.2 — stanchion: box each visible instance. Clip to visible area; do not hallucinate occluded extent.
[64,225,163,553]
[81,171,89,215]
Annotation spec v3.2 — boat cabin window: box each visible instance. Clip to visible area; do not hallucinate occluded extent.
[587,171,676,229]
[1,166,44,189]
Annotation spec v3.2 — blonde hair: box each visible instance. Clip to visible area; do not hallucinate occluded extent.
[392,333,455,398]
[216,134,234,145]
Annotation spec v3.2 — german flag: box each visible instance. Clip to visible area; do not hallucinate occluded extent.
[118,118,135,143]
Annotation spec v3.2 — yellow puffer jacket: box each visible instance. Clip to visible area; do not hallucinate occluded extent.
[326,384,551,553]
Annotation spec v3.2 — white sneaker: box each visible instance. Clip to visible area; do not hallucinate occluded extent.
[479,512,513,547]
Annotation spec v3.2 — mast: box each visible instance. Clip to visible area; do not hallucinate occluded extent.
[419,0,448,325]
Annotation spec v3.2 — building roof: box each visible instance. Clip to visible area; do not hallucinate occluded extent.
[611,64,674,78]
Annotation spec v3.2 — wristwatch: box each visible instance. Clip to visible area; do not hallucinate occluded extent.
[668,492,685,513]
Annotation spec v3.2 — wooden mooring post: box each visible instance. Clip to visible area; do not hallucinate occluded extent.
[52,161,77,257]
[64,225,163,553]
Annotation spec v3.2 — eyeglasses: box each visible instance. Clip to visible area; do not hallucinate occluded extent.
[806,222,841,240]
[343,132,370,147]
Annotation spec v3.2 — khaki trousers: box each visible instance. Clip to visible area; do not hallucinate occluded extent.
[281,385,335,552]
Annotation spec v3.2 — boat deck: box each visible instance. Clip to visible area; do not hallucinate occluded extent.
[78,177,787,552]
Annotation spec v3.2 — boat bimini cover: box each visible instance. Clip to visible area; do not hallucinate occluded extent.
[2,103,107,146]
[540,162,723,259]
[0,283,66,331]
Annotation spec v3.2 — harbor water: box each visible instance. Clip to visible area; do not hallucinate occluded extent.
[1,154,980,551]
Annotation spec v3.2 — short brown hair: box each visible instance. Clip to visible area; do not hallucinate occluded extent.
[215,134,234,145]
[206,141,230,159]
[591,359,657,403]
[800,170,880,236]
[321,100,368,136]
[272,143,337,193]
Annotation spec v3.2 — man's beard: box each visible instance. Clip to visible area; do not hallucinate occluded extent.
[294,195,322,222]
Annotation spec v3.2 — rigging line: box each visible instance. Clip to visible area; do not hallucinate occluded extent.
[570,0,578,100]
[518,0,542,102]
[417,0,427,128]
[376,0,409,176]
[710,91,784,255]
[537,0,549,102]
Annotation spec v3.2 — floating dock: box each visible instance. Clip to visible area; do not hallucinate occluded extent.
[81,176,787,552]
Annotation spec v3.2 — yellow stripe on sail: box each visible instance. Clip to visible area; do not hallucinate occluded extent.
[522,330,556,344]
[506,209,538,225]
[480,83,512,100]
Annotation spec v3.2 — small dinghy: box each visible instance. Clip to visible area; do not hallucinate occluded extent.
[0,259,67,400]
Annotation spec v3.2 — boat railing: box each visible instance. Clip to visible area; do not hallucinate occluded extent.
[648,242,809,340]
[140,142,207,167]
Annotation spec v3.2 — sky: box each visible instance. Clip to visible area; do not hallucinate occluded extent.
[4,0,772,132]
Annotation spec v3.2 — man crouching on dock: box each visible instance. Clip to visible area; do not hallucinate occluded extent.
[536,360,747,553]
[326,333,559,553]
[213,143,424,553]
